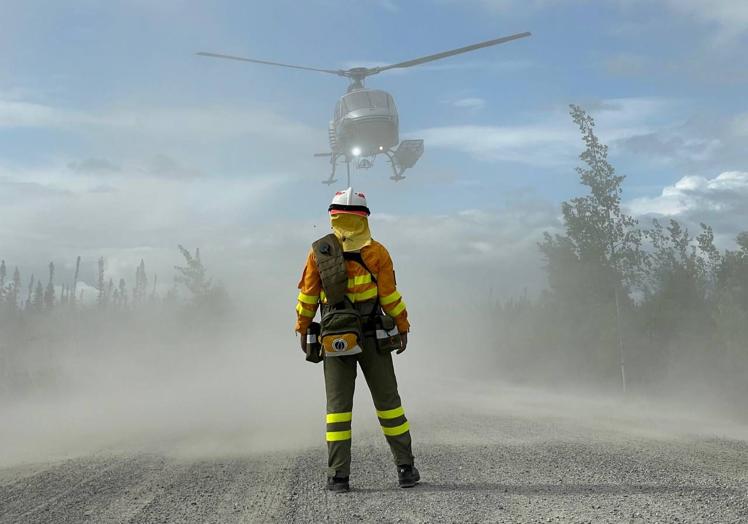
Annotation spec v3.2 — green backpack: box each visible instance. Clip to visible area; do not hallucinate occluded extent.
[313,234,363,357]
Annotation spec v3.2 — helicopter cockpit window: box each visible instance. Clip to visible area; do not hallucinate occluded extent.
[368,91,389,108]
[343,92,371,111]
[342,91,393,112]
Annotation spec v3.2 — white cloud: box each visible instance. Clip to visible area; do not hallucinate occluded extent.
[416,123,576,166]
[0,99,102,128]
[463,0,569,12]
[412,97,674,167]
[627,171,748,243]
[371,199,560,298]
[456,0,748,41]
[453,97,486,111]
[0,93,318,150]
[0,161,294,287]
[660,0,748,40]
[377,0,399,12]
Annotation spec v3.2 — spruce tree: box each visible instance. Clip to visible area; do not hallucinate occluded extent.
[71,256,81,307]
[97,257,106,308]
[32,281,44,312]
[9,267,21,313]
[44,262,56,311]
[0,260,6,304]
[26,274,35,310]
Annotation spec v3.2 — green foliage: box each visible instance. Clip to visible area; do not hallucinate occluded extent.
[502,105,747,401]
[174,245,230,314]
[44,262,56,311]
[175,245,211,297]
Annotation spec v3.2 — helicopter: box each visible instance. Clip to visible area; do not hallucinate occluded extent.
[198,31,530,185]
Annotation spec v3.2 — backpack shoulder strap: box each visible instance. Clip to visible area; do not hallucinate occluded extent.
[312,234,348,305]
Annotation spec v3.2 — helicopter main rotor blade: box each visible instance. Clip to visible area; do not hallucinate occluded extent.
[369,32,531,74]
[196,52,345,76]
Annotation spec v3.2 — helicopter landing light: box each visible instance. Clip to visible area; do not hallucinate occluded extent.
[351,146,362,157]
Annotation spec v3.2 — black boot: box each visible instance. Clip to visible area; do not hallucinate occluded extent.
[397,464,420,488]
[327,475,350,493]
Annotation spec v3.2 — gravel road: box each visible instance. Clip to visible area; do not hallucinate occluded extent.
[1,391,746,523]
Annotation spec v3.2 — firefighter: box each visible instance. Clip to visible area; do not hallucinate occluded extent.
[295,188,419,492]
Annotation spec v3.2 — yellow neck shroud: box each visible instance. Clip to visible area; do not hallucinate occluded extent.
[331,214,372,252]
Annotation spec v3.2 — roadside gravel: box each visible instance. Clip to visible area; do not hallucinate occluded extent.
[1,405,746,523]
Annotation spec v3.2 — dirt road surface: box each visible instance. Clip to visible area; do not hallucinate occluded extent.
[1,387,746,523]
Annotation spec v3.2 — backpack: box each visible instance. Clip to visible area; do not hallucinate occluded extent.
[313,234,364,357]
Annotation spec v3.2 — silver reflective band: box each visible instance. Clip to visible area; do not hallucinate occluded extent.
[376,328,400,339]
[307,334,318,343]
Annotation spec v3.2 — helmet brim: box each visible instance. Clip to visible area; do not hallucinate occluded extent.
[328,204,370,216]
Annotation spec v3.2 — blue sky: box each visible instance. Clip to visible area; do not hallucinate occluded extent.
[1,0,748,296]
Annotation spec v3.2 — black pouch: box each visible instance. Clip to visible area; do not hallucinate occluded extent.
[305,322,323,363]
[375,315,401,353]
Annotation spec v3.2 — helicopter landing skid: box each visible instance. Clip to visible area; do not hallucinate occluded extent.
[317,152,339,185]
[316,147,416,185]
[383,150,407,182]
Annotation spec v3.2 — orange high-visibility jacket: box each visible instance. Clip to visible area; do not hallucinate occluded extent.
[295,239,409,335]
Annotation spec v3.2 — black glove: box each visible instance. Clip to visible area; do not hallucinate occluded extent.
[396,332,408,354]
[299,333,307,354]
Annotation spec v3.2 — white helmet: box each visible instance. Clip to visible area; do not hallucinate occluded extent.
[328,187,370,216]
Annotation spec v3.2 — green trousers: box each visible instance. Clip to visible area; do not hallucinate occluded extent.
[323,334,414,477]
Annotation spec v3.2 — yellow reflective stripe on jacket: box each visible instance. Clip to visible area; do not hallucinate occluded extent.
[296,303,316,318]
[326,412,352,423]
[320,288,378,303]
[380,290,401,306]
[326,430,352,441]
[297,292,319,305]
[381,421,410,436]
[387,300,407,317]
[348,274,372,287]
[353,287,377,301]
[376,406,405,419]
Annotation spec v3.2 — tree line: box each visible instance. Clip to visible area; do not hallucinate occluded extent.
[0,245,223,315]
[0,245,229,395]
[494,105,747,404]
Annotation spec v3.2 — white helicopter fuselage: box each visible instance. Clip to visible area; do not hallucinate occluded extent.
[332,88,399,158]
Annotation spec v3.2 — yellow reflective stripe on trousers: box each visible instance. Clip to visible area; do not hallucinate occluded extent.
[380,290,401,306]
[326,430,352,441]
[326,412,352,423]
[381,421,410,437]
[297,292,319,305]
[376,406,405,419]
[387,300,407,317]
[296,303,315,318]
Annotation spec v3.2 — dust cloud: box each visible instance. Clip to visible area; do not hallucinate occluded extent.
[2,228,746,469]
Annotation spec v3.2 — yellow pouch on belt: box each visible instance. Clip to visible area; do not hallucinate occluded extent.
[321,332,362,357]
[320,303,364,357]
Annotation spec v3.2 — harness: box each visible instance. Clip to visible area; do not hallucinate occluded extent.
[312,234,400,357]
